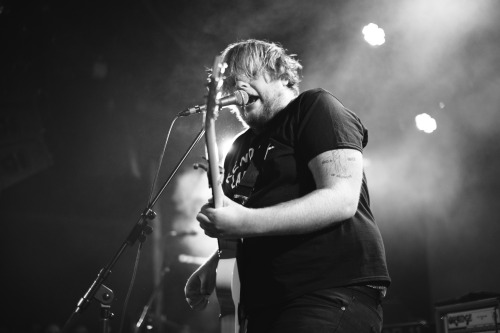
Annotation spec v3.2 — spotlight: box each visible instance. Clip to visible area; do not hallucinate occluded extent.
[415,113,437,134]
[362,23,386,46]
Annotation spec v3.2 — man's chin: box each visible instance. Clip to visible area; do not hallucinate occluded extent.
[243,116,269,132]
[237,106,271,130]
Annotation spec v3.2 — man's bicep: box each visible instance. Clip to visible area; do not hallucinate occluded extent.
[308,149,364,191]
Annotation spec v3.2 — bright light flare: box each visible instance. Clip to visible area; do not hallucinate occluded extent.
[415,113,437,133]
[362,23,386,46]
[220,138,234,159]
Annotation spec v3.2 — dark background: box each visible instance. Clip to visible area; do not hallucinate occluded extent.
[1,0,500,333]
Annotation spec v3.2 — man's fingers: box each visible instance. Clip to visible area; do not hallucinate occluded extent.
[186,295,210,310]
[197,212,220,238]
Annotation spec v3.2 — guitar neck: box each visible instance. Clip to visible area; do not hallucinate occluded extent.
[204,55,242,333]
[205,116,224,209]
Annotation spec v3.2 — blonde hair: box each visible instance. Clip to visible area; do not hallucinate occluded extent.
[220,39,302,95]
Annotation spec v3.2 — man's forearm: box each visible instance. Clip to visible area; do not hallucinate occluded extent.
[243,186,358,237]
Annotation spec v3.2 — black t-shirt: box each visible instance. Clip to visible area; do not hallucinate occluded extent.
[222,88,391,310]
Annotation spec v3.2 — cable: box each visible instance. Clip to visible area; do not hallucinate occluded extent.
[118,241,143,333]
[147,115,179,206]
[118,115,182,333]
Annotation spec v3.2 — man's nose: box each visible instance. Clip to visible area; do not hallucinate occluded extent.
[236,81,250,90]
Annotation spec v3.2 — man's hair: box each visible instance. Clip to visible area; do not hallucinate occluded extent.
[220,39,303,96]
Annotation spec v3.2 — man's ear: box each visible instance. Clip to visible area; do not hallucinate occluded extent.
[262,72,272,83]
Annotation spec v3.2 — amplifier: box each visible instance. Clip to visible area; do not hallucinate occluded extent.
[435,296,500,333]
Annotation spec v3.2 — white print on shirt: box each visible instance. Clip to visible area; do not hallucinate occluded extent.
[264,143,275,160]
[225,147,255,189]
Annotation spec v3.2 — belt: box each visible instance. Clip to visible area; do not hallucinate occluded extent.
[367,284,387,298]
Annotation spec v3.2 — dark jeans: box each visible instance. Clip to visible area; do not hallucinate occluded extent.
[245,286,384,333]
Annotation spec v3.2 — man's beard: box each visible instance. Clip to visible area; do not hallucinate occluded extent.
[237,93,285,131]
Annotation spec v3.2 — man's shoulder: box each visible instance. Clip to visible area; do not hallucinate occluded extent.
[297,88,329,99]
[292,88,346,117]
[295,88,345,108]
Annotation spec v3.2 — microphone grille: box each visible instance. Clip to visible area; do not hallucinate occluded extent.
[235,90,249,105]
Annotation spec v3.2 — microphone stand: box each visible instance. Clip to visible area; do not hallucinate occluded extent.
[64,125,206,333]
[134,266,170,333]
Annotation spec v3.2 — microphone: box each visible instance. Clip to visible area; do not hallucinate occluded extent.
[178,90,249,117]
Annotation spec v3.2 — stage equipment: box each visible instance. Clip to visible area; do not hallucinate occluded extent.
[434,293,500,333]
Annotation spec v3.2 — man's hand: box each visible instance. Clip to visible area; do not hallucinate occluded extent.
[196,196,252,238]
[184,252,218,310]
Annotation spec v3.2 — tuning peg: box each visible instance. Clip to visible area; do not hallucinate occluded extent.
[193,162,208,172]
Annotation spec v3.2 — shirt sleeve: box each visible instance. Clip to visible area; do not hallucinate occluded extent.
[296,90,368,163]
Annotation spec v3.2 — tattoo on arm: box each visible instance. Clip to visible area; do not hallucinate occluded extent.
[321,151,355,179]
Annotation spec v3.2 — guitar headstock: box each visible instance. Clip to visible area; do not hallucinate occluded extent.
[205,56,227,123]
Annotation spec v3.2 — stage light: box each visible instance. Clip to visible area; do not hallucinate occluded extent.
[362,23,386,46]
[415,113,437,134]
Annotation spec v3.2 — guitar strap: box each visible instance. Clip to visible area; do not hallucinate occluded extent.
[232,159,259,206]
[232,134,272,206]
